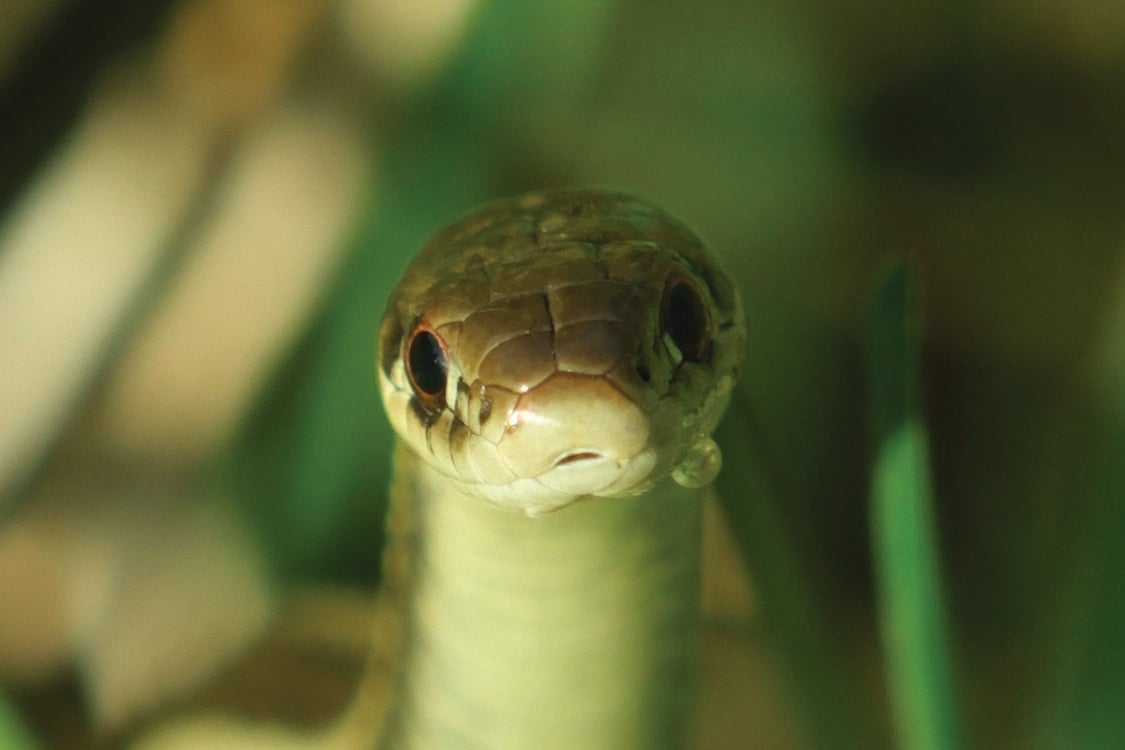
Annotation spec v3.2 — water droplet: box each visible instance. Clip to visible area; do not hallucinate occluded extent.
[672,435,722,488]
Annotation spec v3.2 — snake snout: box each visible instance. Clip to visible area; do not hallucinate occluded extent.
[496,372,653,496]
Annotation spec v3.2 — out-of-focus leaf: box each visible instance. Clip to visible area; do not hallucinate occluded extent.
[0,0,180,219]
[867,262,964,750]
[0,694,38,750]
[1041,268,1125,748]
[716,392,880,750]
[1056,452,1125,747]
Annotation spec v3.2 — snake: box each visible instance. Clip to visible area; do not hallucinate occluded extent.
[367,188,747,750]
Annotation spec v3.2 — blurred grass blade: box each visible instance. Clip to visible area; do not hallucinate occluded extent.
[867,262,964,750]
[0,695,38,750]
[717,391,878,750]
[1058,449,1125,748]
[1047,298,1125,748]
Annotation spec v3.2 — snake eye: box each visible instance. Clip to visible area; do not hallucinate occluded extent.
[406,325,448,407]
[660,274,711,363]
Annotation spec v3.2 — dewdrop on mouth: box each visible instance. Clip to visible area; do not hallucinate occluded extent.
[672,435,722,488]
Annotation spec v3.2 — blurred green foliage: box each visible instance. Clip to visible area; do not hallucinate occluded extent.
[0,693,38,750]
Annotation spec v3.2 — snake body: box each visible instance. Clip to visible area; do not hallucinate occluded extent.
[375,189,746,749]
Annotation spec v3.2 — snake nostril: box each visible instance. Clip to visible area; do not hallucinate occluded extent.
[553,451,603,467]
[634,362,651,383]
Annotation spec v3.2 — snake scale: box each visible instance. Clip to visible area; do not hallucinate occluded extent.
[369,188,747,750]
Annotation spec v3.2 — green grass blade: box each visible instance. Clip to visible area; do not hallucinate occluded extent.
[0,695,39,750]
[716,392,879,750]
[867,262,964,750]
[1046,367,1125,747]
[1062,457,1125,748]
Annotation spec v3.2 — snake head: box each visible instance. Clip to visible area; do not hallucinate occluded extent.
[377,189,746,515]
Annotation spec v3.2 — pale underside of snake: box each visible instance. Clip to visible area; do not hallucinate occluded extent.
[133,188,748,750]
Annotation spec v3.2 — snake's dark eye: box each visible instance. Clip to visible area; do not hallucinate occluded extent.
[660,274,711,363]
[406,325,448,407]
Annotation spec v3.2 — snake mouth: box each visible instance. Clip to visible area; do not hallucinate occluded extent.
[533,448,658,502]
[552,451,604,467]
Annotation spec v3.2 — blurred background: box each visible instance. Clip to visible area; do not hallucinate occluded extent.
[1,1,1124,748]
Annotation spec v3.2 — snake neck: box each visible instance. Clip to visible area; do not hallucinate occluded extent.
[379,452,703,750]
